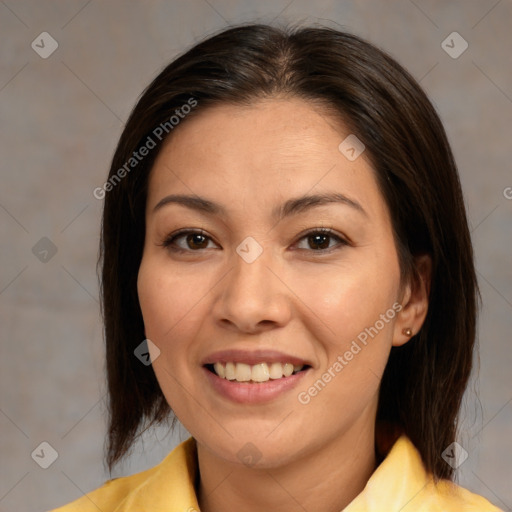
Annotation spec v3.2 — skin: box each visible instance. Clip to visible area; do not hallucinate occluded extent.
[137,97,431,512]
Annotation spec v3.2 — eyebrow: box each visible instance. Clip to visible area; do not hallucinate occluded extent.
[152,192,367,219]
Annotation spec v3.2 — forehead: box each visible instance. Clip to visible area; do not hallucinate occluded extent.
[147,98,386,221]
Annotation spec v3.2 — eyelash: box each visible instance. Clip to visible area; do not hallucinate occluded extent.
[159,227,349,254]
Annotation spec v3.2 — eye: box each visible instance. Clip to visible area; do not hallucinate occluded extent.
[160,229,218,252]
[294,228,348,252]
[160,227,349,254]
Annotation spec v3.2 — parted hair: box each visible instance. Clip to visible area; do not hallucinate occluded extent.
[99,23,478,481]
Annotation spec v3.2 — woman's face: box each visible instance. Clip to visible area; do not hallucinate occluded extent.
[137,97,412,467]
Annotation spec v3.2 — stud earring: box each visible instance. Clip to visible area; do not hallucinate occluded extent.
[402,327,413,337]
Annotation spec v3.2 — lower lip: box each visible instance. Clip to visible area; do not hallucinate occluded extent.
[203,366,310,404]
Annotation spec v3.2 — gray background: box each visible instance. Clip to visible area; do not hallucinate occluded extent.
[0,1,511,511]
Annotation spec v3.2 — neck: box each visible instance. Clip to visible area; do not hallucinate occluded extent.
[196,419,377,512]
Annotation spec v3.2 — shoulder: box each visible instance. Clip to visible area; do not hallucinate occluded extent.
[49,437,199,512]
[356,433,504,512]
[49,465,160,512]
[426,478,504,511]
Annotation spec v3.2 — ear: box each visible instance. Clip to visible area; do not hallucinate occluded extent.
[393,254,432,347]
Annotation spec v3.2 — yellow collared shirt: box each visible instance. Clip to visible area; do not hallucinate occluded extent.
[51,435,502,511]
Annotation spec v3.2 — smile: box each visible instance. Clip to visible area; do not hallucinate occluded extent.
[207,361,307,383]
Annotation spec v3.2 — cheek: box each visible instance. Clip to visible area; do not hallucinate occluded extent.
[136,256,209,417]
[137,256,207,359]
[294,272,398,422]
[291,256,400,346]
[290,252,400,401]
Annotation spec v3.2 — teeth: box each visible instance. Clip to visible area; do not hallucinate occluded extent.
[269,362,283,379]
[283,363,294,377]
[213,362,225,378]
[236,363,252,382]
[251,363,270,382]
[211,362,304,382]
[225,362,236,380]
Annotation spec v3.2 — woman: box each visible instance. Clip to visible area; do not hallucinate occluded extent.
[53,24,502,511]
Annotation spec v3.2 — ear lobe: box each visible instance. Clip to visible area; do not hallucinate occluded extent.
[393,254,432,347]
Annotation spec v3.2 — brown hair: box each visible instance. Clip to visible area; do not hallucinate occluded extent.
[99,23,478,481]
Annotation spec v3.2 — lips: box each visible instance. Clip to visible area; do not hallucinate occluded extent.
[201,349,312,398]
[202,362,310,404]
[202,348,311,367]
[200,348,313,402]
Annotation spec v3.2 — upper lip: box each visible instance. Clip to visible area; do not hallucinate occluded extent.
[202,349,311,367]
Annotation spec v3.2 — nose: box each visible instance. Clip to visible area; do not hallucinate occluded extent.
[211,245,292,333]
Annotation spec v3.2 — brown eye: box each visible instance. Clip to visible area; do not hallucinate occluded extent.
[295,229,348,252]
[183,233,209,250]
[307,233,330,250]
[162,230,216,252]
[161,228,348,254]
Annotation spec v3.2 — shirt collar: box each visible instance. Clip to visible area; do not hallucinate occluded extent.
[343,434,431,511]
[112,436,200,512]
[113,433,496,512]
